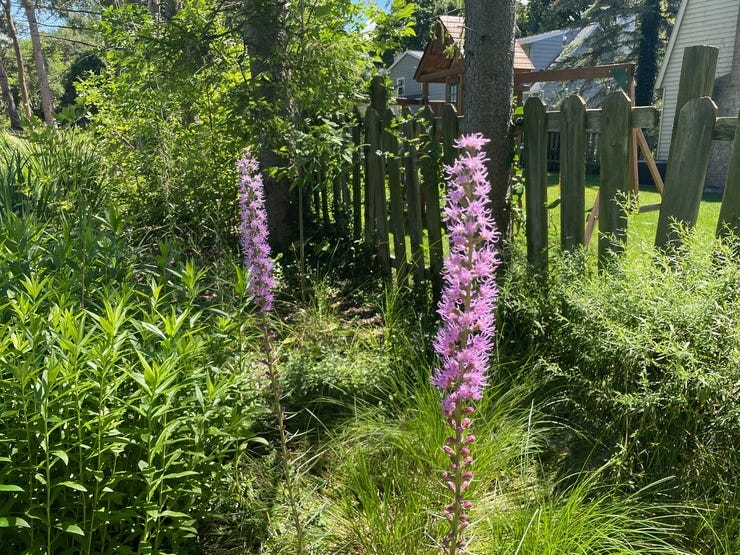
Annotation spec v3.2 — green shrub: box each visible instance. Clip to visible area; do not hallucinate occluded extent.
[0,207,263,553]
[498,237,740,504]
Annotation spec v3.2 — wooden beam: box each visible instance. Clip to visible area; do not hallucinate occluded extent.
[713,117,738,141]
[545,106,659,131]
[417,66,463,83]
[515,63,635,85]
[636,129,665,195]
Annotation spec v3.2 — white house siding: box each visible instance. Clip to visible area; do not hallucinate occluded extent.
[655,0,740,161]
[388,52,445,101]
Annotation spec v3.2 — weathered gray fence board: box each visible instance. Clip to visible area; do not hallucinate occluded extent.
[351,110,362,240]
[598,91,631,268]
[523,97,549,272]
[655,97,718,251]
[385,109,408,279]
[671,46,719,148]
[403,110,426,285]
[717,108,740,241]
[442,104,459,167]
[560,95,587,250]
[366,108,391,274]
[418,106,444,300]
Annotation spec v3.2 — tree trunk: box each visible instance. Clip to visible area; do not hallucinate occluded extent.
[635,0,659,106]
[2,0,32,119]
[242,0,294,252]
[22,0,55,125]
[463,0,516,241]
[0,52,22,131]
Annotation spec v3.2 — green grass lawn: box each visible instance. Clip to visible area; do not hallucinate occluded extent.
[539,172,723,254]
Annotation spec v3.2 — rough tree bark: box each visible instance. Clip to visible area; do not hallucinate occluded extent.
[1,0,32,119]
[635,0,660,106]
[242,0,294,252]
[0,52,22,130]
[22,0,54,125]
[463,0,516,242]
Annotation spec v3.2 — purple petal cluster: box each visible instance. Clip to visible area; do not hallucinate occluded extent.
[432,133,500,554]
[238,148,275,312]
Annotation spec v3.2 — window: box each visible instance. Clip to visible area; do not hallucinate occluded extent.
[449,83,458,104]
[396,78,405,97]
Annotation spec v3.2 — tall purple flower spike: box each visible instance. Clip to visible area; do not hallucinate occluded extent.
[237,148,275,312]
[432,133,500,554]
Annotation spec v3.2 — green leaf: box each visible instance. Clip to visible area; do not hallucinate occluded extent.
[58,481,88,492]
[0,517,31,528]
[0,485,24,492]
[51,450,69,466]
[56,522,85,536]
[163,471,199,480]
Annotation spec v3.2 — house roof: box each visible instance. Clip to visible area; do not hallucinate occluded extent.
[414,15,534,83]
[388,50,424,73]
[517,28,571,45]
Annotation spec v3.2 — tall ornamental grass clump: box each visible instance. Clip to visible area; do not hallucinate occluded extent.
[0,141,264,553]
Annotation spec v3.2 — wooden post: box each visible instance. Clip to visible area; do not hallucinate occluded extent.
[560,95,586,250]
[598,91,631,269]
[385,109,408,282]
[523,97,548,273]
[418,106,444,300]
[669,46,719,157]
[370,75,388,114]
[717,108,740,241]
[402,109,425,286]
[628,64,639,196]
[441,103,459,167]
[366,108,391,274]
[352,107,363,241]
[655,97,717,251]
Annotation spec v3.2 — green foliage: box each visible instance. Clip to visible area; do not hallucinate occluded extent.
[76,4,245,252]
[498,236,740,507]
[0,133,265,553]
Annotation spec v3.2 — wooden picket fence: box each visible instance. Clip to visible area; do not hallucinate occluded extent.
[339,45,739,298]
[353,101,461,300]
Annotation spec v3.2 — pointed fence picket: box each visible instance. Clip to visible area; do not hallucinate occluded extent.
[338,46,738,297]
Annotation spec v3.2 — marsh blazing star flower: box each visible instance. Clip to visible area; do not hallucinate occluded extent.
[432,133,500,554]
[237,148,275,312]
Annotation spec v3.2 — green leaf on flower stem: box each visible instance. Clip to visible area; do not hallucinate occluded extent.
[163,470,199,480]
[56,522,85,536]
[51,450,69,465]
[0,517,31,528]
[146,509,190,519]
[58,481,87,492]
[0,485,24,492]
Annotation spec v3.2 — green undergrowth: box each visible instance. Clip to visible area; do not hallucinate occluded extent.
[1,129,738,553]
[498,230,739,552]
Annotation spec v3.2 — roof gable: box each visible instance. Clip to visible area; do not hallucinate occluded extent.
[388,50,423,73]
[414,15,534,83]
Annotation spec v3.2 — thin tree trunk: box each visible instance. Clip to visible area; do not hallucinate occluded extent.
[635,0,659,106]
[0,52,22,131]
[2,0,32,119]
[463,0,516,242]
[22,0,54,125]
[242,0,294,252]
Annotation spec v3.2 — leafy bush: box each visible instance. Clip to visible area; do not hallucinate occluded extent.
[0,184,263,552]
[498,237,740,504]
